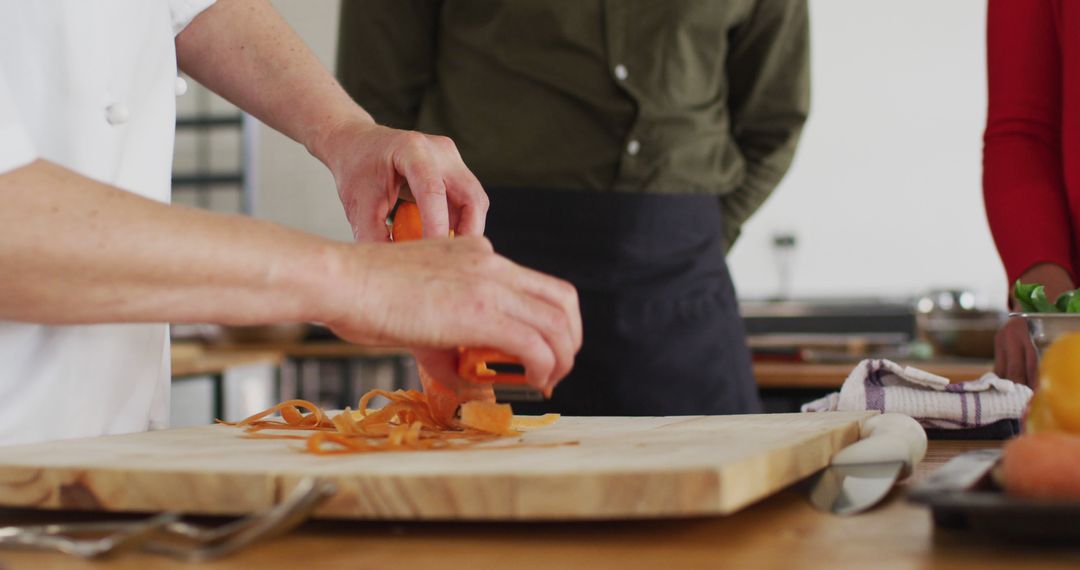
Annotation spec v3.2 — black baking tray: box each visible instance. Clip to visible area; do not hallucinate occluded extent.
[907,449,1080,542]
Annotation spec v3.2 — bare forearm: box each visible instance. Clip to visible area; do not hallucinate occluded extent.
[175,0,370,163]
[176,0,488,245]
[0,161,580,391]
[0,161,342,325]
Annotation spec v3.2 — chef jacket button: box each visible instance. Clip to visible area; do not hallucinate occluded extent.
[105,103,130,126]
[614,64,629,81]
[626,139,641,156]
[175,76,188,97]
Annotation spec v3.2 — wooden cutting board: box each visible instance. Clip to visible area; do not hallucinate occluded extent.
[0,412,875,520]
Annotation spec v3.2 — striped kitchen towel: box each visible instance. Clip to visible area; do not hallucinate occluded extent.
[801,359,1033,431]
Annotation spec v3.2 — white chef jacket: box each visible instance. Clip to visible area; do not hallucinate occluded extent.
[0,0,216,445]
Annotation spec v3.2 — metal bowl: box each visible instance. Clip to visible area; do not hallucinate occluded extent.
[1010,313,1080,357]
[915,288,1001,359]
[919,312,1004,359]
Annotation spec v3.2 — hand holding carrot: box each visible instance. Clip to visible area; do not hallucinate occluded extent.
[321,212,582,395]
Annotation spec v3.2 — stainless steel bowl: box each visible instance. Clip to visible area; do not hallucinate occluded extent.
[915,288,1002,358]
[1010,313,1080,357]
[919,312,1004,359]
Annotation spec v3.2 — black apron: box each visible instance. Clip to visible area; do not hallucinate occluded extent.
[485,187,760,416]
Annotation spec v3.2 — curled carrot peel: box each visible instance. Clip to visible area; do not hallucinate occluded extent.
[221,391,559,455]
[226,399,333,431]
[459,401,514,434]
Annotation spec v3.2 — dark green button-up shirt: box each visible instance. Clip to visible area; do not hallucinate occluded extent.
[338,0,809,246]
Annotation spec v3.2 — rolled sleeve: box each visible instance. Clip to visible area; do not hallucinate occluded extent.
[721,0,811,250]
[0,70,36,175]
[168,0,217,36]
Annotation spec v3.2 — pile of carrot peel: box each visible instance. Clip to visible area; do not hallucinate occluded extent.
[222,390,559,455]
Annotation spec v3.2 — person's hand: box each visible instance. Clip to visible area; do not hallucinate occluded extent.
[995,263,1076,387]
[994,317,1039,387]
[322,237,582,394]
[314,119,489,242]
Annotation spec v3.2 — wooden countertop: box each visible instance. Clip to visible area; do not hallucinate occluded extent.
[754,360,994,390]
[1,440,1077,569]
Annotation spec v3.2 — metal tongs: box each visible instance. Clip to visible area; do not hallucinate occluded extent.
[0,478,335,562]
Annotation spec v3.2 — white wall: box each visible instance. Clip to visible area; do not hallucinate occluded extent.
[254,0,1006,305]
[727,0,1004,305]
[254,0,353,242]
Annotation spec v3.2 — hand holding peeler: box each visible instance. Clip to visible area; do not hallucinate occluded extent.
[391,202,541,401]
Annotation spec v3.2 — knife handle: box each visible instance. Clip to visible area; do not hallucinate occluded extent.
[831,413,928,478]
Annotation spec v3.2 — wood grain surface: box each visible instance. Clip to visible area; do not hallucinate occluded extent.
[2,441,1078,570]
[0,412,874,520]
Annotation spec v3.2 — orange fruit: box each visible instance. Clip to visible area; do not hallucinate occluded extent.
[1037,332,1080,432]
[1002,432,1080,499]
[1024,391,1062,434]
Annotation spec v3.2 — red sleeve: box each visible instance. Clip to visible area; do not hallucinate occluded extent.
[983,0,1076,284]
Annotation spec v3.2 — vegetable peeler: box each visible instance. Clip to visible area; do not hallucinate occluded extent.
[458,347,526,384]
[458,347,544,401]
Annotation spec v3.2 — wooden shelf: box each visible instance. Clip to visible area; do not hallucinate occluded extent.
[171,343,283,378]
[207,341,409,360]
[754,360,993,390]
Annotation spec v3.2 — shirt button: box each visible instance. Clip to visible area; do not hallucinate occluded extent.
[175,76,189,97]
[105,103,130,126]
[614,64,628,81]
[626,139,641,156]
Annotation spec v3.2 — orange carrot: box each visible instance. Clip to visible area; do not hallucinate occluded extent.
[391,202,424,242]
[389,201,524,417]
